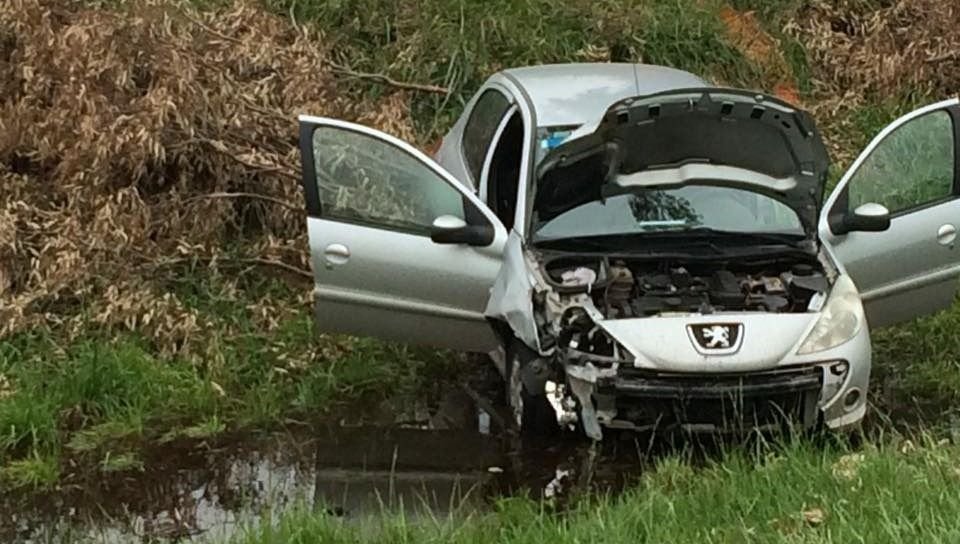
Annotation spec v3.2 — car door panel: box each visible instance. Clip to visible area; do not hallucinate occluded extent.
[832,199,960,327]
[299,116,507,352]
[821,98,960,328]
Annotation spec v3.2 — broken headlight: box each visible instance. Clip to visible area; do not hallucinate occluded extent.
[797,275,863,355]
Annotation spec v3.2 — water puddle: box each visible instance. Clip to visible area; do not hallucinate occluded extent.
[2,364,785,544]
[2,420,657,543]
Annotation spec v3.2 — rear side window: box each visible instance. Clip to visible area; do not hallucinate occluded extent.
[462,90,511,182]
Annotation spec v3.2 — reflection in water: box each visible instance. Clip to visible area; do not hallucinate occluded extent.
[311,426,501,518]
[4,424,652,543]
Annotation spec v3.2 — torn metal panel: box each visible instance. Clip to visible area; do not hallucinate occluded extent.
[484,231,542,351]
[566,364,604,441]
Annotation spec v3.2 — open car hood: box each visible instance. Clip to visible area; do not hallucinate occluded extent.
[532,88,831,236]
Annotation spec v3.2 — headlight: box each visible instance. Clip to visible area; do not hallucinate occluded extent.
[797,275,864,355]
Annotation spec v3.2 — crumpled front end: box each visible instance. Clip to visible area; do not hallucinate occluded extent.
[486,238,866,440]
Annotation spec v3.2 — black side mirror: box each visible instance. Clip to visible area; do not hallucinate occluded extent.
[830,202,891,235]
[430,215,495,246]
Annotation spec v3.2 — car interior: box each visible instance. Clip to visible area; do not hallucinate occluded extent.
[484,111,524,231]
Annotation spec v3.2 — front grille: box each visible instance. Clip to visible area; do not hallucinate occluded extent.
[599,366,823,432]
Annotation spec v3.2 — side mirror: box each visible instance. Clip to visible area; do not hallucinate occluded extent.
[430,215,495,246]
[831,202,891,235]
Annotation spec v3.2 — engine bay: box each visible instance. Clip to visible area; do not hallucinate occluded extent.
[541,255,829,319]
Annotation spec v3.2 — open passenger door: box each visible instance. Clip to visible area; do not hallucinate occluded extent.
[298,116,507,352]
[821,99,960,328]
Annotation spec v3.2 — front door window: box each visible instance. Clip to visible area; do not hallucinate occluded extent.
[846,110,955,214]
[312,125,465,235]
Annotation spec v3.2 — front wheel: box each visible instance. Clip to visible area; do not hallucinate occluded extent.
[506,340,559,437]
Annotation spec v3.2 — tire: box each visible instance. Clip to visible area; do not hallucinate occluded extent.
[806,414,864,449]
[506,340,559,437]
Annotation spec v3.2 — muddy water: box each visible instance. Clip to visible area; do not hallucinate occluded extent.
[1,422,651,543]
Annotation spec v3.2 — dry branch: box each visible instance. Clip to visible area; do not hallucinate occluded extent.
[926,52,959,63]
[193,138,300,181]
[183,192,303,213]
[327,62,451,94]
[155,256,313,280]
[180,11,245,45]
[181,8,449,95]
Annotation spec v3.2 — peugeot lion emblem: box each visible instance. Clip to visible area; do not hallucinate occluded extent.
[687,323,744,355]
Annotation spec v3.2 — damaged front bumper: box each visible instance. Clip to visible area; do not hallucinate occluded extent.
[544,311,870,440]
[594,366,823,435]
[555,351,867,441]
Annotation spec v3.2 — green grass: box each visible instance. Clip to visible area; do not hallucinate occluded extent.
[871,300,960,426]
[728,0,805,19]
[99,451,144,473]
[848,95,934,149]
[0,452,60,489]
[0,272,456,490]
[228,436,960,543]
[263,0,762,142]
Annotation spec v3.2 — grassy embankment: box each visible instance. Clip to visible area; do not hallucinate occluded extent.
[0,273,452,487]
[2,0,959,504]
[232,437,960,543]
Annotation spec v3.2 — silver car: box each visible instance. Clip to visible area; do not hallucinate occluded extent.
[297,63,960,439]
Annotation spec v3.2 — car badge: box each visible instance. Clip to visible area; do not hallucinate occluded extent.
[687,323,744,355]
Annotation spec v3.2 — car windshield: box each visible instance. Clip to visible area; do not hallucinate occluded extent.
[533,185,803,242]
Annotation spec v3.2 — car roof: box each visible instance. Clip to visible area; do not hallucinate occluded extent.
[501,63,709,127]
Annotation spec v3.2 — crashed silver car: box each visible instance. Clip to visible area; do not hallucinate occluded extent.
[297,63,960,439]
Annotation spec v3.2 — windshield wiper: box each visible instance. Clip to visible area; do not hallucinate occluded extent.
[533,235,725,254]
[676,227,806,247]
[533,236,621,252]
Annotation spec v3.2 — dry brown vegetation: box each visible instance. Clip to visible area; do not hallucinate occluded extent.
[0,0,958,352]
[788,0,960,161]
[0,0,416,351]
[796,0,960,101]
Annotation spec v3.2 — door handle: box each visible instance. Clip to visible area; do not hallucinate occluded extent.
[937,224,957,246]
[323,243,351,266]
